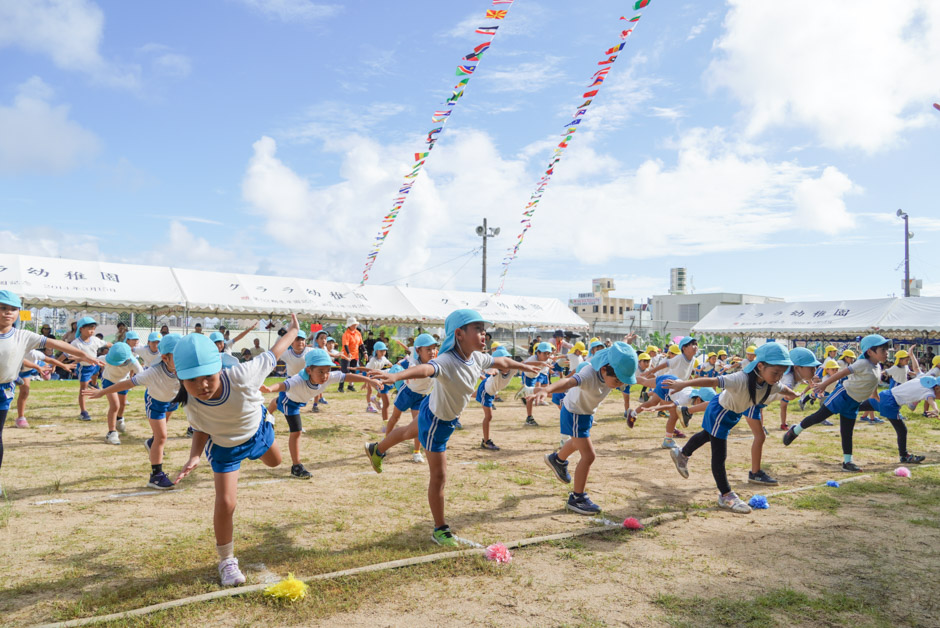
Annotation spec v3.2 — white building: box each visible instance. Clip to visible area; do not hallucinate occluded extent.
[650,292,784,337]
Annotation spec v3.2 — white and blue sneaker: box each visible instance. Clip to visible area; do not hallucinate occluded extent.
[566,492,601,515]
[544,452,571,483]
[147,471,174,490]
[218,557,246,586]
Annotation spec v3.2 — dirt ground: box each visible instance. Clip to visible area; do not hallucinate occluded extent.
[1,380,938,627]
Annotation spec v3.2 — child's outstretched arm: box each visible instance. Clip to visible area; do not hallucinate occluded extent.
[41,355,74,371]
[45,338,104,366]
[664,376,720,392]
[373,363,435,385]
[812,367,851,396]
[494,357,544,374]
[260,381,287,394]
[344,372,382,387]
[83,379,138,399]
[175,430,210,484]
[532,376,579,404]
[231,322,258,345]
[268,314,299,361]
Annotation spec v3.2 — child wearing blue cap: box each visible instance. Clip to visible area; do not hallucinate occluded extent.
[363,341,393,420]
[665,343,797,513]
[371,309,544,546]
[535,342,638,514]
[265,327,308,418]
[641,336,699,448]
[364,334,440,467]
[309,329,333,412]
[12,348,73,429]
[0,291,101,490]
[853,375,935,464]
[475,346,521,451]
[172,314,300,586]
[521,342,554,427]
[70,316,113,421]
[85,334,183,489]
[133,332,164,368]
[263,349,379,479]
[784,334,891,472]
[97,342,143,444]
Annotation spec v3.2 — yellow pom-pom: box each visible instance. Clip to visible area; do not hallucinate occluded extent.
[263,573,308,601]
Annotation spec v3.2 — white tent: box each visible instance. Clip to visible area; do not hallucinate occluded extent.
[875,297,940,338]
[396,287,589,329]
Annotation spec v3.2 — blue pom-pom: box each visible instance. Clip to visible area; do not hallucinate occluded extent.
[826,480,840,487]
[748,495,769,509]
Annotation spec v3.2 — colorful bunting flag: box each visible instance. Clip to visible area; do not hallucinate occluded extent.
[475,25,499,35]
[634,0,651,9]
[598,56,617,65]
[621,29,633,39]
[485,9,507,19]
[457,65,477,76]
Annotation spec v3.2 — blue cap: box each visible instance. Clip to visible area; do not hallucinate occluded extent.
[300,349,335,380]
[691,387,717,402]
[788,347,821,368]
[373,341,388,352]
[105,342,132,366]
[743,343,793,373]
[312,329,328,339]
[389,362,405,390]
[77,316,96,328]
[860,334,890,356]
[158,333,181,355]
[209,331,225,343]
[678,336,696,350]
[326,336,335,343]
[920,376,938,389]
[415,333,439,348]
[0,290,22,308]
[590,341,638,385]
[124,331,140,341]
[493,347,511,358]
[296,330,307,340]
[148,331,162,343]
[589,340,605,351]
[174,333,222,379]
[535,342,553,353]
[440,309,490,355]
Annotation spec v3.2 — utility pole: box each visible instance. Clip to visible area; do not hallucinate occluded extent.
[476,218,500,293]
[897,209,912,297]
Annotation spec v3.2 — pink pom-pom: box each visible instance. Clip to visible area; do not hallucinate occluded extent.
[895,466,911,477]
[484,543,512,563]
[622,517,643,530]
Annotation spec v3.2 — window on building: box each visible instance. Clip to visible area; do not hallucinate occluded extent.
[603,305,607,314]
[619,306,623,315]
[593,305,599,313]
[678,303,700,322]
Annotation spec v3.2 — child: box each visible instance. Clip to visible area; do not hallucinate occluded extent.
[783,334,890,472]
[262,349,378,479]
[538,342,637,514]
[855,375,935,464]
[837,349,856,370]
[134,332,164,368]
[475,346,520,451]
[885,349,915,389]
[309,329,331,412]
[365,333,439,465]
[173,314,300,586]
[363,341,393,419]
[521,342,553,426]
[265,330,308,415]
[84,334,182,489]
[210,332,242,370]
[98,342,143,444]
[637,336,698,447]
[370,309,543,546]
[14,348,73,428]
[666,343,796,513]
[71,316,112,421]
[736,346,756,373]
[0,291,99,492]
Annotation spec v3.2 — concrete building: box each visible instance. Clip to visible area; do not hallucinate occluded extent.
[568,278,635,324]
[650,292,784,337]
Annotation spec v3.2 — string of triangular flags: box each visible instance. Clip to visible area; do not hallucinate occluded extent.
[360,0,517,285]
[495,0,653,295]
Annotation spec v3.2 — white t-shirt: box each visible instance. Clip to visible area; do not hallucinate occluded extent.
[366,355,392,371]
[885,364,910,386]
[843,358,880,403]
[427,349,494,420]
[0,329,47,383]
[567,353,584,372]
[70,336,107,360]
[184,351,275,447]
[398,356,435,395]
[716,371,786,413]
[563,363,612,416]
[483,368,516,395]
[281,347,310,377]
[284,370,344,404]
[131,362,179,402]
[102,359,142,384]
[133,345,163,368]
[890,377,937,406]
[522,355,549,385]
[666,354,695,380]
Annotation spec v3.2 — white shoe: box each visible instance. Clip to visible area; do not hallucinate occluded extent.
[718,492,752,514]
[14,417,29,428]
[670,446,689,479]
[218,557,246,586]
[106,431,121,445]
[116,419,126,433]
[412,452,425,463]
[661,437,676,449]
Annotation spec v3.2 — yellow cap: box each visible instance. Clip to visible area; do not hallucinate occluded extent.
[569,341,586,354]
[717,350,728,356]
[668,344,680,355]
[823,359,839,370]
[490,341,501,349]
[933,356,940,368]
[646,345,659,353]
[694,358,700,367]
[841,349,856,359]
[825,345,837,353]
[590,337,600,344]
[707,352,717,358]
[638,352,651,361]
[894,350,909,361]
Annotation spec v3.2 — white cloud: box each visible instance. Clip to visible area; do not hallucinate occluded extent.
[0,0,139,88]
[233,0,340,22]
[0,76,99,174]
[708,0,940,152]
[480,56,565,93]
[0,226,102,260]
[143,221,243,270]
[791,166,860,234]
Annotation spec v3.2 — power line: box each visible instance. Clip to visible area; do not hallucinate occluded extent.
[438,248,481,289]
[379,246,483,286]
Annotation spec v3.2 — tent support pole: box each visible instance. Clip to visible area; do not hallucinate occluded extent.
[511,325,516,358]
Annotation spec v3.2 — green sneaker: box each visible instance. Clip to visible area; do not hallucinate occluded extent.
[363,442,384,474]
[431,525,458,547]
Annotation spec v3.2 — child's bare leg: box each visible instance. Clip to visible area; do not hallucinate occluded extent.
[16,380,30,416]
[665,405,679,435]
[78,380,89,413]
[482,406,493,441]
[378,416,419,454]
[386,406,404,434]
[266,398,277,415]
[426,451,447,527]
[779,401,788,428]
[148,418,167,464]
[746,416,765,473]
[525,395,534,416]
[214,470,239,546]
[569,437,595,494]
[622,392,631,412]
[117,395,127,418]
[260,442,282,467]
[106,393,118,431]
[379,393,389,422]
[288,431,301,465]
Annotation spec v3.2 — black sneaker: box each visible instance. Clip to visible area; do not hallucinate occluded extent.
[798,395,808,411]
[525,416,538,427]
[186,426,194,438]
[481,439,500,451]
[680,406,692,427]
[544,452,571,483]
[748,469,779,485]
[347,385,356,393]
[566,492,601,515]
[821,419,834,426]
[900,454,925,464]
[782,427,798,446]
[842,461,862,472]
[290,463,312,479]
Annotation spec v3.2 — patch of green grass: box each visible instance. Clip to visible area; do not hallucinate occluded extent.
[477,461,499,471]
[790,493,841,514]
[509,475,533,486]
[908,517,940,529]
[0,499,12,528]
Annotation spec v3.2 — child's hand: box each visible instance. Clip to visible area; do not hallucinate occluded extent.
[662,379,684,391]
[531,388,548,405]
[287,313,299,332]
[81,388,105,400]
[259,384,274,393]
[520,361,546,375]
[175,456,201,484]
[372,371,395,386]
[63,363,76,372]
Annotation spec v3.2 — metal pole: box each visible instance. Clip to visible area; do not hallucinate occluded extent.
[482,217,487,293]
[903,211,910,297]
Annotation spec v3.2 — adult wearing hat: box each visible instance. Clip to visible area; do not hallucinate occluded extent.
[339,317,363,392]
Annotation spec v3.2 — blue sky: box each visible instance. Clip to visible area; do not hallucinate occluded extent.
[1,0,939,306]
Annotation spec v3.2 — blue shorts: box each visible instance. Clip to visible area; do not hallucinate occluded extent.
[475,380,495,408]
[701,397,743,440]
[205,413,275,473]
[0,382,14,411]
[102,379,128,396]
[395,385,427,412]
[653,375,677,402]
[522,372,549,387]
[559,405,593,438]
[869,390,902,421]
[18,368,39,380]
[77,364,99,383]
[276,391,306,416]
[742,403,767,422]
[823,381,863,420]
[551,392,566,406]
[378,383,393,395]
[417,397,456,453]
[144,391,178,420]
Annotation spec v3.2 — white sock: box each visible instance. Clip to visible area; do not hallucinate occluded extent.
[216,542,234,561]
